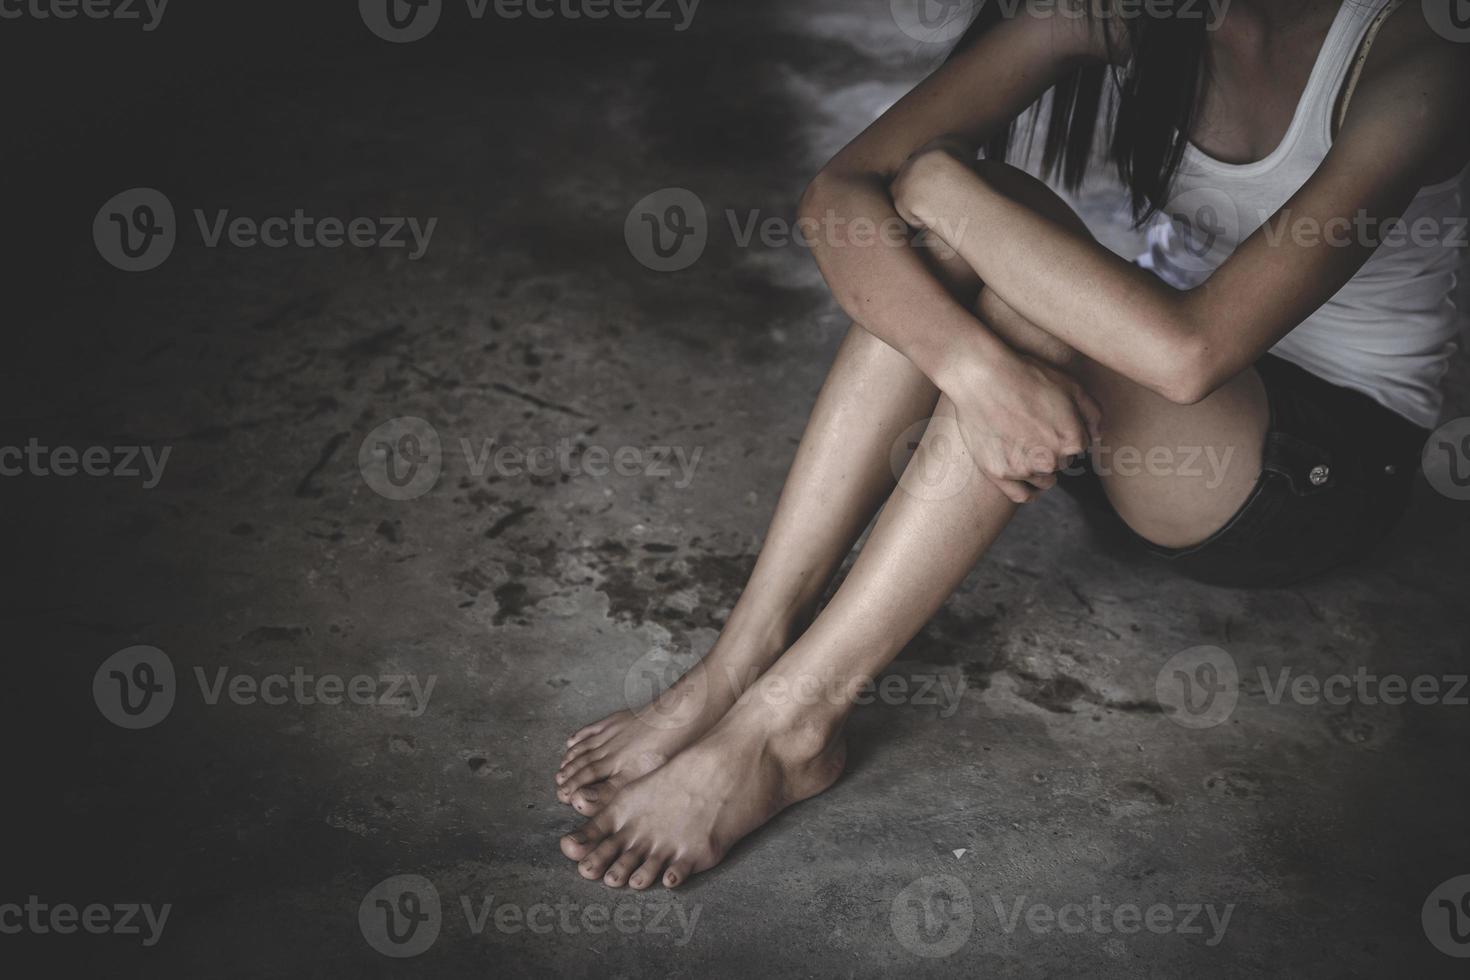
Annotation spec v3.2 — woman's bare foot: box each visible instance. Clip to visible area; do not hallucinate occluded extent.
[558,697,846,889]
[556,620,797,814]
[556,662,729,814]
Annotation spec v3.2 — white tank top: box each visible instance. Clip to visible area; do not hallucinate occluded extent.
[1136,0,1463,429]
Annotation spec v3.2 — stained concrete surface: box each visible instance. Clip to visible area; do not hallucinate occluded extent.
[6,1,1470,977]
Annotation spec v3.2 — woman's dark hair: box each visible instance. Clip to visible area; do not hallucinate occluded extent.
[948,1,1211,224]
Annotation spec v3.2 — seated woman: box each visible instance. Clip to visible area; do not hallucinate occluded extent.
[555,0,1468,889]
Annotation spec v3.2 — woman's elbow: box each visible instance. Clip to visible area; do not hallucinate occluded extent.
[1135,291,1225,405]
[798,170,839,225]
[1152,327,1219,406]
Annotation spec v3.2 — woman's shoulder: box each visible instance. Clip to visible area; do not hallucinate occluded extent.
[1343,3,1470,184]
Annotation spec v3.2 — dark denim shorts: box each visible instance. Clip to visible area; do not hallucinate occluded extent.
[1061,354,1430,589]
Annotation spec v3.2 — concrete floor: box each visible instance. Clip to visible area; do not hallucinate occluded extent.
[8,1,1470,976]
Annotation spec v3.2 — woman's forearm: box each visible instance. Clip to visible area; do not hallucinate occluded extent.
[906,154,1213,404]
[798,171,1015,393]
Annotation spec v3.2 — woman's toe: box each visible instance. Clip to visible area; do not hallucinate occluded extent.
[628,855,667,891]
[579,838,624,880]
[602,847,645,888]
[560,732,611,767]
[662,858,694,889]
[559,814,613,860]
[565,720,609,748]
[556,755,608,793]
[570,781,610,815]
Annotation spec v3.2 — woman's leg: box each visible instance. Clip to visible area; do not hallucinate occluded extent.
[559,163,1270,889]
[555,246,981,813]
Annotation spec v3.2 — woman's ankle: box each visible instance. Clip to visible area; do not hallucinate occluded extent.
[729,670,850,751]
[701,605,809,699]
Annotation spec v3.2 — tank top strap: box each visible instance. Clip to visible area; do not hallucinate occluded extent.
[1298,0,1397,151]
[1335,0,1406,133]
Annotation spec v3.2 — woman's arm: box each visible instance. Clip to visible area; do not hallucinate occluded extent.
[799,9,1111,394]
[896,8,1470,405]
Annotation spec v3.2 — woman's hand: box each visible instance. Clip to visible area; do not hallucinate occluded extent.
[890,135,975,230]
[942,343,1103,504]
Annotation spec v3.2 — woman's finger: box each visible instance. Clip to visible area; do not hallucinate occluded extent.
[992,477,1036,504]
[1072,386,1105,445]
